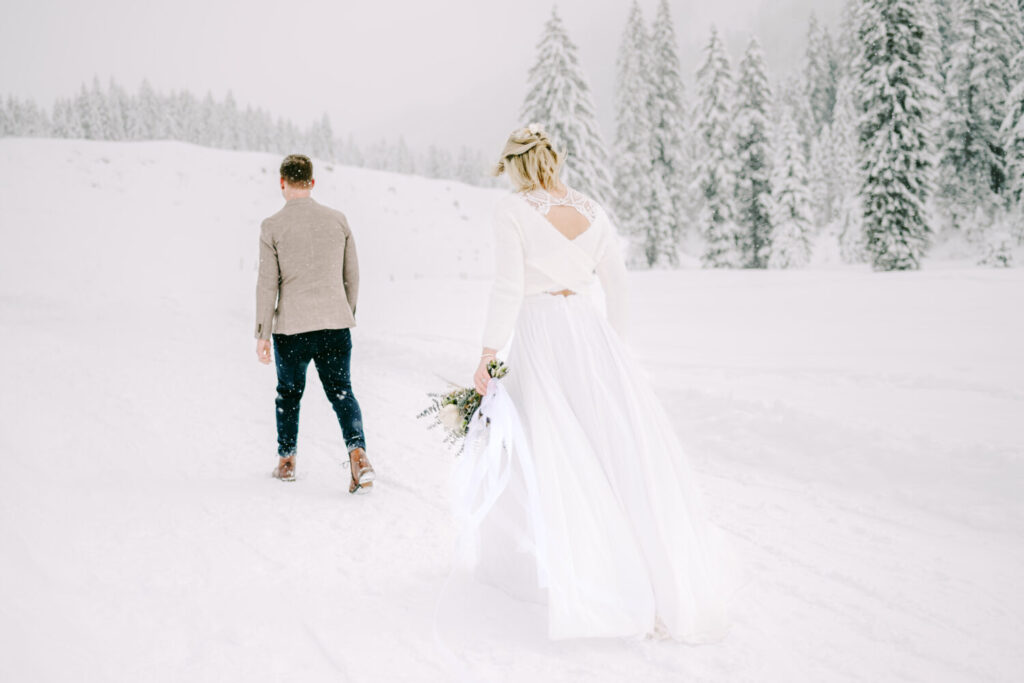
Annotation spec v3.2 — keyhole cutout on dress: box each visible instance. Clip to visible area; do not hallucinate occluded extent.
[545,205,592,242]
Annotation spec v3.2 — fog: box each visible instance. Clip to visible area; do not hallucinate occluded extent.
[0,0,842,155]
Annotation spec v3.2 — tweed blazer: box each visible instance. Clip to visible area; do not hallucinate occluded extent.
[255,197,359,340]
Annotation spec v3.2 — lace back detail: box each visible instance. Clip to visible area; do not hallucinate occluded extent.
[521,187,598,224]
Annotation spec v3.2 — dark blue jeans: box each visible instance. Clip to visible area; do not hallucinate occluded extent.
[272,328,366,457]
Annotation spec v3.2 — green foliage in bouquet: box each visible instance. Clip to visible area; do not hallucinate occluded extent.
[418,360,509,454]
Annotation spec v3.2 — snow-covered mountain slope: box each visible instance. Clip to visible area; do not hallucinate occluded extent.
[1,138,1022,682]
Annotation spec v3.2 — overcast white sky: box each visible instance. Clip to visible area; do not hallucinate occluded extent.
[0,0,842,156]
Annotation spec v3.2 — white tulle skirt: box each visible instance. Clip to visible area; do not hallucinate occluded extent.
[468,292,748,643]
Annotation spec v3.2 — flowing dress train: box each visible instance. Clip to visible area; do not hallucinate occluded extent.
[464,188,746,642]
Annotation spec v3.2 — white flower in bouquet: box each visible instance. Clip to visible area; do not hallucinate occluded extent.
[438,403,462,431]
[417,359,511,455]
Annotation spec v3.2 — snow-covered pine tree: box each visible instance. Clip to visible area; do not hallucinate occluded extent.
[162,89,182,141]
[236,104,256,152]
[273,117,289,155]
[9,99,26,136]
[286,119,303,156]
[939,0,1021,227]
[161,89,185,143]
[335,134,361,167]
[83,78,109,140]
[50,98,70,138]
[32,100,52,137]
[105,78,127,141]
[837,191,869,262]
[49,98,66,137]
[696,26,741,268]
[6,97,24,136]
[241,105,263,153]
[805,13,840,135]
[392,136,416,174]
[272,117,290,155]
[133,80,160,140]
[823,28,840,124]
[65,96,85,139]
[733,37,774,267]
[832,77,868,262]
[837,0,861,81]
[808,124,838,227]
[856,0,939,271]
[933,0,957,82]
[521,6,614,205]
[806,13,826,123]
[769,110,814,268]
[71,86,89,139]
[5,97,21,136]
[11,98,50,137]
[9,98,26,137]
[613,2,656,265]
[455,146,484,185]
[0,97,10,137]
[309,113,335,161]
[678,98,704,239]
[423,144,455,179]
[920,0,946,76]
[647,0,689,264]
[777,71,816,161]
[1003,46,1024,206]
[180,91,204,146]
[645,173,676,266]
[198,92,218,147]
[249,107,263,153]
[121,90,143,141]
[833,80,861,193]
[257,108,276,153]
[361,139,384,171]
[213,91,235,149]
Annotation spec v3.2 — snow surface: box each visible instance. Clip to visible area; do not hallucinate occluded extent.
[1,138,1022,682]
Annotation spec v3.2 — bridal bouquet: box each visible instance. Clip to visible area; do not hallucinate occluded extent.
[418,359,509,454]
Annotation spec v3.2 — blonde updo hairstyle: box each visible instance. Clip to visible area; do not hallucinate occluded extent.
[493,124,563,192]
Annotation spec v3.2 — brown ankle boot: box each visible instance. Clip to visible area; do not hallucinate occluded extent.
[272,454,296,482]
[348,448,375,494]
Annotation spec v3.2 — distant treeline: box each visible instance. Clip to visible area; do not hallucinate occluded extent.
[0,78,496,187]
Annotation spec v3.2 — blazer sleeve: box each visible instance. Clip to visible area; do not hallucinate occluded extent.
[595,213,630,340]
[342,220,359,317]
[254,219,280,340]
[481,204,526,350]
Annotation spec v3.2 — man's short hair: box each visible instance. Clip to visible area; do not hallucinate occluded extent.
[280,154,313,187]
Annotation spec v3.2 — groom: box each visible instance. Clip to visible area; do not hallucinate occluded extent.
[255,154,375,494]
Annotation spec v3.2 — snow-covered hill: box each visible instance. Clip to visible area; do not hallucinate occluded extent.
[1,138,1022,682]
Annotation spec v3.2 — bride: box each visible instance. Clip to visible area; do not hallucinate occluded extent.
[465,124,746,643]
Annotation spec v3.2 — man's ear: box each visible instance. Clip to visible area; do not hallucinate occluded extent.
[280,177,286,189]
[310,178,316,189]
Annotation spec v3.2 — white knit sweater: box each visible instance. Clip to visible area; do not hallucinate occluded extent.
[481,190,630,350]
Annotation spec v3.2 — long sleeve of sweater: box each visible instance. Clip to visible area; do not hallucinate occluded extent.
[481,207,525,350]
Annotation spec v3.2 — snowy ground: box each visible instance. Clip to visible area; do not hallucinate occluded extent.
[1,138,1023,682]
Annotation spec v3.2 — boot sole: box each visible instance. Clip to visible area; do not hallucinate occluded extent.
[350,481,373,495]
